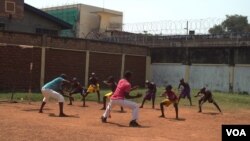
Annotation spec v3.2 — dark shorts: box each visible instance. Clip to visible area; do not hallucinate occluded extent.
[180,89,191,99]
[201,96,214,103]
[144,92,155,101]
[71,87,86,95]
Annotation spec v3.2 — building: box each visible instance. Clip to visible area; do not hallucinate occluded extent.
[42,4,123,38]
[0,0,72,36]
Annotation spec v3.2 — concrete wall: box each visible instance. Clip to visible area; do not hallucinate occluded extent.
[152,63,250,93]
[151,63,185,87]
[234,65,250,93]
[189,65,229,91]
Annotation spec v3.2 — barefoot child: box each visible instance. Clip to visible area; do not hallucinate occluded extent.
[159,85,179,119]
[82,72,101,106]
[139,80,157,109]
[68,77,86,105]
[195,87,222,113]
[178,78,192,106]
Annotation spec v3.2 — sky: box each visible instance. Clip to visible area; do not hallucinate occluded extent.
[24,0,250,34]
[25,0,250,24]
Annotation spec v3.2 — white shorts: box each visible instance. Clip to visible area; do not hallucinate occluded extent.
[41,88,65,102]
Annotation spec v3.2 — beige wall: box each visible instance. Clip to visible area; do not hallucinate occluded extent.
[79,4,123,38]
[42,4,123,38]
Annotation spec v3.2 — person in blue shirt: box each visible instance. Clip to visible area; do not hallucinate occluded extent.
[39,74,73,117]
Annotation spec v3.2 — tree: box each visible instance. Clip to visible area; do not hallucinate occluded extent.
[209,14,250,34]
[209,25,224,34]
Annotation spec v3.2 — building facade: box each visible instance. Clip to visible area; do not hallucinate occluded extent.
[0,0,72,36]
[43,4,123,38]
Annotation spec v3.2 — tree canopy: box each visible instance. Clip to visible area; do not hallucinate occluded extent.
[209,15,250,34]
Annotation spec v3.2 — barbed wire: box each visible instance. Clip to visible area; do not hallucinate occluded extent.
[122,18,225,35]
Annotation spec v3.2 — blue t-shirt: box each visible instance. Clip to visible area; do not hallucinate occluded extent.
[43,77,64,91]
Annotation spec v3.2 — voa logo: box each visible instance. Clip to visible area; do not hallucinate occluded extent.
[226,129,246,136]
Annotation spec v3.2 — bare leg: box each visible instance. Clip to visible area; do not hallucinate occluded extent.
[139,98,146,108]
[39,102,46,113]
[59,102,67,117]
[213,101,222,113]
[178,96,181,103]
[83,92,89,107]
[120,106,124,112]
[159,103,165,117]
[68,94,73,105]
[100,96,107,110]
[97,90,101,103]
[174,103,179,119]
[198,99,205,113]
[188,97,192,106]
[152,96,155,109]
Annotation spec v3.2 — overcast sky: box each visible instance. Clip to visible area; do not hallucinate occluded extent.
[25,0,250,24]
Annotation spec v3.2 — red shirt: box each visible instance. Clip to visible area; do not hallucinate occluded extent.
[164,90,178,101]
[111,79,131,100]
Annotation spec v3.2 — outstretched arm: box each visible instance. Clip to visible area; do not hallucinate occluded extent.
[178,83,181,89]
[160,92,166,97]
[130,85,139,91]
[103,81,112,87]
[194,91,202,97]
[60,80,74,98]
[125,92,142,99]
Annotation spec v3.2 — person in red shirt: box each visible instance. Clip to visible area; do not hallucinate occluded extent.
[159,85,179,119]
[101,71,142,127]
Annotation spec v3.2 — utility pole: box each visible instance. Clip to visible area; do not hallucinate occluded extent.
[184,21,189,40]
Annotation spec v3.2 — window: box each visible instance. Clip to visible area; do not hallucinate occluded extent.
[5,1,15,13]
[0,23,5,30]
[36,28,58,36]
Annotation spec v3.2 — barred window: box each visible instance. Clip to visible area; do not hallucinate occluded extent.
[5,1,15,13]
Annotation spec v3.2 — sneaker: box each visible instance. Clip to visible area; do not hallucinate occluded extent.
[101,116,107,123]
[129,120,141,127]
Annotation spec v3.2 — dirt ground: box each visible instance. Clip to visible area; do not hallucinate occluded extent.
[0,101,249,141]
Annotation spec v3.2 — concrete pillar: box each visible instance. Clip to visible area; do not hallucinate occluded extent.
[120,54,125,78]
[85,51,90,87]
[184,65,190,82]
[229,66,234,92]
[40,47,46,88]
[145,56,151,81]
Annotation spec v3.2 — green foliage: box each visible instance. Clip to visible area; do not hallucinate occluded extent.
[209,14,250,34]
[209,25,224,34]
